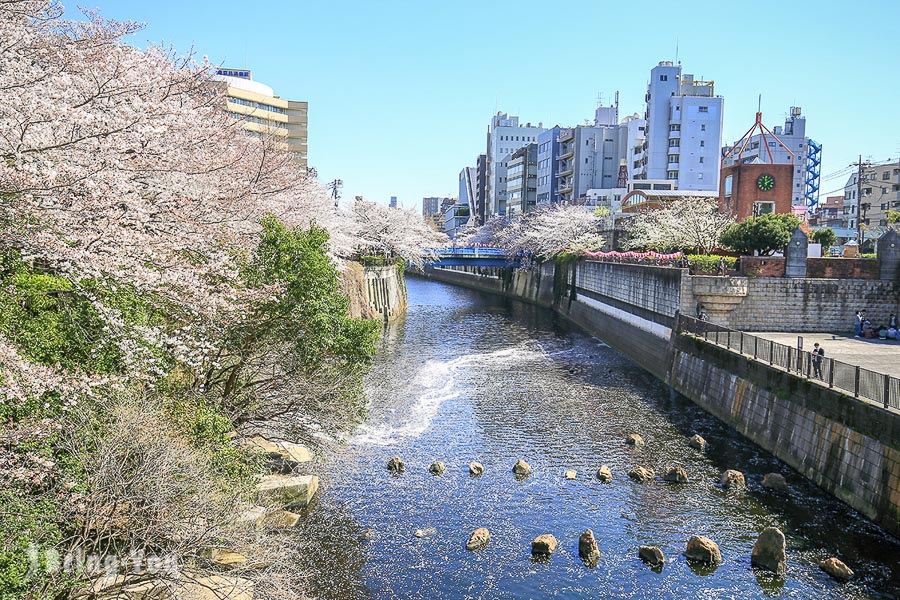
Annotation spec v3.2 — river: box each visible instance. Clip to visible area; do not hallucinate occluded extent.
[295,277,899,599]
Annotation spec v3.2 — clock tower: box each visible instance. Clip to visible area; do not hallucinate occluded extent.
[719,112,795,220]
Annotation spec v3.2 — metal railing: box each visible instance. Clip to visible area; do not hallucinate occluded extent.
[677,315,900,412]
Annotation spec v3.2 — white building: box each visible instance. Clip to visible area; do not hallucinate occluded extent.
[637,61,723,192]
[486,112,546,217]
[722,107,820,208]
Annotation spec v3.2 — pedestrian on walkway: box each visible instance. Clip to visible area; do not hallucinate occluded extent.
[854,310,863,337]
[890,313,897,329]
[717,256,726,276]
[812,343,824,379]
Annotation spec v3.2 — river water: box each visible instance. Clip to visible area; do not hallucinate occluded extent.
[296,277,899,599]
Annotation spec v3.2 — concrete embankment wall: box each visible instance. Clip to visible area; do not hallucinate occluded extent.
[340,263,407,321]
[670,333,900,537]
[423,261,900,537]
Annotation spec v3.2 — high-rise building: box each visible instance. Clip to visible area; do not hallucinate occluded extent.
[486,113,546,217]
[475,154,488,225]
[506,144,538,215]
[389,196,398,208]
[458,167,477,215]
[213,68,308,170]
[636,61,723,192]
[843,161,900,237]
[722,107,821,209]
[537,127,562,206]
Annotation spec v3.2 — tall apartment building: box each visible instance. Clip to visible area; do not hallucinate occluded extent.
[635,61,723,192]
[422,196,455,219]
[722,107,822,208]
[486,113,546,217]
[458,166,478,225]
[506,144,538,216]
[843,161,900,236]
[537,126,562,206]
[213,68,308,170]
[475,154,488,225]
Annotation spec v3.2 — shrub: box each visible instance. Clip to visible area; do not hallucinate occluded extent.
[687,254,737,274]
[721,213,801,255]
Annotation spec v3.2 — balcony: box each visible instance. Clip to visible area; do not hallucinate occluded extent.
[559,167,574,178]
[560,149,575,161]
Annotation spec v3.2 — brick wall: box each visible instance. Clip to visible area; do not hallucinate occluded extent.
[739,256,785,277]
[808,258,879,280]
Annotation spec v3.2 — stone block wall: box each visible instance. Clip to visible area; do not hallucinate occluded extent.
[727,279,897,332]
[670,335,900,537]
[740,257,785,277]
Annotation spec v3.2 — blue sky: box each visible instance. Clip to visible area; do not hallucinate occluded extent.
[78,0,899,211]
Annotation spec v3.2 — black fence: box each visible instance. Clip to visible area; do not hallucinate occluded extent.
[677,315,900,412]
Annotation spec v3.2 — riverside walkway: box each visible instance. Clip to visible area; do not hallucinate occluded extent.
[751,333,900,379]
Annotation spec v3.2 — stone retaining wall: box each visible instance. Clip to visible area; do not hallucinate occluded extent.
[669,334,900,537]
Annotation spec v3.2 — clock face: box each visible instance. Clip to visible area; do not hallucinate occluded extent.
[757,173,775,191]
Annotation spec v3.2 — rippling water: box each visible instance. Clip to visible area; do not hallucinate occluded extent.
[296,277,899,599]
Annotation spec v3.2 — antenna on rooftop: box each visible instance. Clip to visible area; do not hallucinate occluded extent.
[675,36,679,65]
[758,94,762,113]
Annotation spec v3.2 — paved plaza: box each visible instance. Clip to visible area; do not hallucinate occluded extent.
[751,332,900,379]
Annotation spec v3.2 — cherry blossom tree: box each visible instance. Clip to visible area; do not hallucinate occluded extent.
[625,196,734,254]
[348,198,447,268]
[458,205,603,260]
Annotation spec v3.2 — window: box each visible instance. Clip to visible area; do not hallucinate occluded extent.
[700,140,705,147]
[754,201,775,215]
[667,170,679,180]
[769,142,776,147]
[699,157,704,164]
[668,155,679,164]
[724,175,733,197]
[669,124,680,132]
[668,138,680,147]
[660,75,668,81]
[700,124,706,131]
[884,172,891,180]
[698,106,709,113]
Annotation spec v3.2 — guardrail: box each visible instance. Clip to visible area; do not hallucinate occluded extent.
[676,314,899,412]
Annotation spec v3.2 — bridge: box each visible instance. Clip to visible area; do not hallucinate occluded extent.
[427,247,518,267]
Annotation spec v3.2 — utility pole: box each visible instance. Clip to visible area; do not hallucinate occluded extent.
[856,154,864,242]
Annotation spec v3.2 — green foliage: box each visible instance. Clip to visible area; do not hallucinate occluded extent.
[720,213,801,256]
[242,216,379,369]
[166,397,257,482]
[811,228,837,249]
[0,492,70,600]
[0,255,121,374]
[861,253,877,259]
[687,254,737,274]
[886,209,900,224]
[592,206,610,218]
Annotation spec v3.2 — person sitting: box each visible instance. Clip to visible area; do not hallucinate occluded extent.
[878,326,888,340]
[888,327,898,340]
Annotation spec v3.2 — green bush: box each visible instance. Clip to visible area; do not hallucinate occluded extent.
[861,253,877,259]
[687,254,737,273]
[721,213,801,255]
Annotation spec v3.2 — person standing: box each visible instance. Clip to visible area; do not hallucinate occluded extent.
[812,343,825,379]
[890,313,897,329]
[855,310,863,337]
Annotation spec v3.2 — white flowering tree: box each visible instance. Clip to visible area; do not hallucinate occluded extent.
[458,205,603,261]
[348,198,448,268]
[625,196,734,254]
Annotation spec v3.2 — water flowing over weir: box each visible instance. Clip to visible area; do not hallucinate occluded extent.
[294,278,899,599]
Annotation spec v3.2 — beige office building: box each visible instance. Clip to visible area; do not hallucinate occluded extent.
[213,68,308,170]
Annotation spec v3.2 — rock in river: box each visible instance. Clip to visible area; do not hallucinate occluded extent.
[469,461,484,476]
[565,470,577,480]
[428,461,446,475]
[625,433,645,447]
[683,535,722,565]
[663,466,689,484]
[751,527,786,575]
[578,529,600,563]
[531,534,558,556]
[688,434,707,451]
[512,459,532,477]
[762,472,788,491]
[596,465,612,483]
[819,557,854,582]
[628,466,654,483]
[466,528,490,551]
[720,469,745,489]
[639,545,665,567]
[387,456,404,474]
